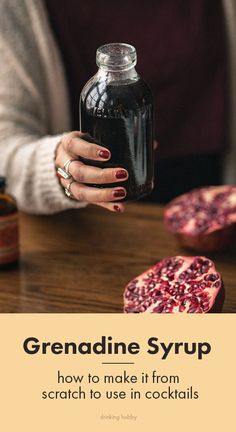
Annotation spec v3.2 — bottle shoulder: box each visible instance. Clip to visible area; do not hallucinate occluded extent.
[80,74,97,101]
[80,76,153,111]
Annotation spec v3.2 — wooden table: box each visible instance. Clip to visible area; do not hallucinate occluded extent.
[0,204,235,313]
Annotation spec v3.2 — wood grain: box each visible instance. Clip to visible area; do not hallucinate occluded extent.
[0,203,235,313]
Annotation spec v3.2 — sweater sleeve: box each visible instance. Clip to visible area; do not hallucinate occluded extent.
[0,0,86,214]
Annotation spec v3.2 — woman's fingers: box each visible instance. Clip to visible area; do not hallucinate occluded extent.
[56,149,128,185]
[93,202,125,213]
[56,132,128,207]
[69,161,128,184]
[62,180,127,203]
[61,131,111,161]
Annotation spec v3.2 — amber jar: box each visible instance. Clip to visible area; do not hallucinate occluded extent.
[0,177,19,268]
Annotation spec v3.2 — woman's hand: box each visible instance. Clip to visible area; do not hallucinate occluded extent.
[55,131,128,212]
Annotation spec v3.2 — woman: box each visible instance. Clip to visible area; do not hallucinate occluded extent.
[0,0,234,214]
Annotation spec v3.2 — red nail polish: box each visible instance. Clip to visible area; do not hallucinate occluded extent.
[114,205,121,212]
[113,188,126,198]
[98,149,110,159]
[115,169,127,179]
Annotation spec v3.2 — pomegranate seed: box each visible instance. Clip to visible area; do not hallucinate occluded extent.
[204,273,218,282]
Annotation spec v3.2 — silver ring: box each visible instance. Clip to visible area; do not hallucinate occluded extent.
[64,159,76,175]
[64,180,75,199]
[57,159,76,180]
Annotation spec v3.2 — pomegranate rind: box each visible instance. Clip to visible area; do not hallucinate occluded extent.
[174,225,235,252]
[164,186,236,252]
[208,282,225,313]
[123,256,224,314]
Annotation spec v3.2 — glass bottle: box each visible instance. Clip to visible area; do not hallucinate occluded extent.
[0,177,19,268]
[79,43,154,201]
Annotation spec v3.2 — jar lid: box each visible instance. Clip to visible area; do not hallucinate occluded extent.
[0,176,6,189]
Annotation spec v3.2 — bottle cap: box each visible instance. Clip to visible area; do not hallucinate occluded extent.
[0,176,6,189]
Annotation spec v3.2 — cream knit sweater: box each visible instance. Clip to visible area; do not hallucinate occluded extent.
[0,0,86,214]
[0,0,235,215]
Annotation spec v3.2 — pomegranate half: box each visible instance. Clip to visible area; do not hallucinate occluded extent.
[164,185,236,252]
[124,256,224,313]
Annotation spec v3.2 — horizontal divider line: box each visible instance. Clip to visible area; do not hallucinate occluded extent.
[101,362,135,364]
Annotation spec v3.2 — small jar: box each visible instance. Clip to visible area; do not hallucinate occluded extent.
[0,177,19,268]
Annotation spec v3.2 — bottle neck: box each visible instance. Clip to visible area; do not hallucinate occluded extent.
[96,66,139,84]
